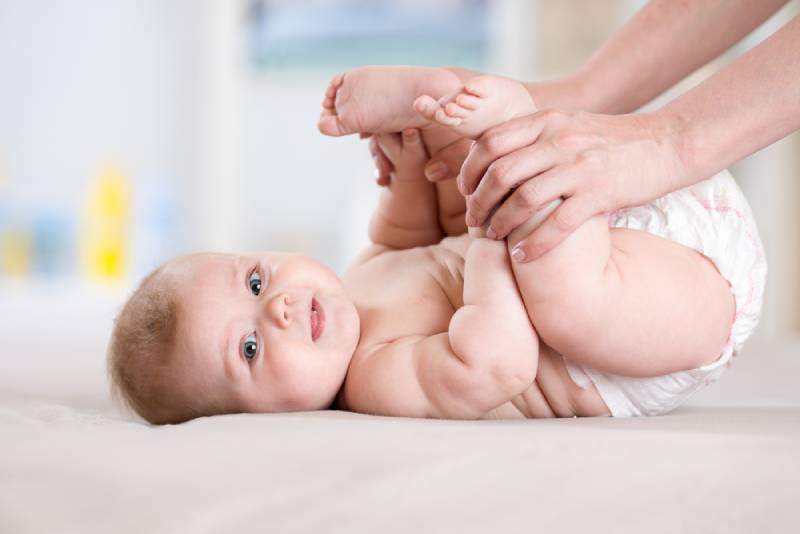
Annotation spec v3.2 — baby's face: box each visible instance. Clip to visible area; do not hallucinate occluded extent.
[171,252,360,413]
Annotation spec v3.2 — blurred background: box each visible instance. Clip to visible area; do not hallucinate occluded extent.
[0,0,797,394]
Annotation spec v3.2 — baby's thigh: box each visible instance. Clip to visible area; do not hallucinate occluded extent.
[511,227,735,377]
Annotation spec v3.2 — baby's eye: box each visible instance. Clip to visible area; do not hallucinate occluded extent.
[242,333,258,361]
[248,269,262,296]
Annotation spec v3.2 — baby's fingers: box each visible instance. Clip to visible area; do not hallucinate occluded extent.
[400,129,427,161]
[369,137,394,186]
[374,133,403,161]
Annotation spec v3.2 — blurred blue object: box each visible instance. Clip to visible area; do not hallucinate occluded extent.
[32,208,75,278]
[132,174,181,278]
[248,0,489,71]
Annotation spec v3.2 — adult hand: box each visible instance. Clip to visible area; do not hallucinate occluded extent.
[459,109,686,261]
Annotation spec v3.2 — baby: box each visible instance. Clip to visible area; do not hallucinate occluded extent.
[108,66,766,424]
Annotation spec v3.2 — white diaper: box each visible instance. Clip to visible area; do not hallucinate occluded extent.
[564,170,767,417]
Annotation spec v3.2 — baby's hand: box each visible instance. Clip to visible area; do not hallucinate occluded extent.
[372,129,428,185]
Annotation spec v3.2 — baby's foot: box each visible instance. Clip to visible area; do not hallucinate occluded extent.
[318,66,462,136]
[414,75,537,139]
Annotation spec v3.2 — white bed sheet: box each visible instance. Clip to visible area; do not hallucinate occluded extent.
[1,296,798,534]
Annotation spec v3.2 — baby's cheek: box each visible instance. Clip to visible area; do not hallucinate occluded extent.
[268,347,338,409]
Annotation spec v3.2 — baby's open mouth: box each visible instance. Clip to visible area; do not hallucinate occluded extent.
[311,298,325,341]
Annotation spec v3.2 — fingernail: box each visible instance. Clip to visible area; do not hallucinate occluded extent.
[511,245,527,262]
[425,162,446,180]
[403,128,418,138]
[486,228,497,240]
[457,177,466,194]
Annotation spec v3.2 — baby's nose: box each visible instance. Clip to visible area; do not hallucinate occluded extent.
[266,293,292,328]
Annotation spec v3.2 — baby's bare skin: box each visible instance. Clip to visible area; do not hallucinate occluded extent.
[319,66,463,136]
[320,72,612,418]
[159,67,733,422]
[319,66,536,139]
[340,234,609,418]
[326,66,733,419]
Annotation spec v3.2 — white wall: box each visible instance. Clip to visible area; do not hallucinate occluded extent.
[0,0,202,278]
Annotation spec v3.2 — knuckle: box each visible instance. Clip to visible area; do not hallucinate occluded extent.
[541,108,567,123]
[482,130,508,155]
[486,160,513,188]
[595,187,616,212]
[553,207,577,232]
[490,211,517,237]
[577,149,605,171]
[517,181,544,208]
[551,131,585,151]
[467,195,488,218]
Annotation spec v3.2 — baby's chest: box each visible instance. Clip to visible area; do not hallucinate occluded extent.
[346,247,463,344]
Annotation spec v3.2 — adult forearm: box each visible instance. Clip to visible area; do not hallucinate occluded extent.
[532,0,789,114]
[660,14,800,186]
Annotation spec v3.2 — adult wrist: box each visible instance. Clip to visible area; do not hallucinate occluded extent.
[526,75,591,112]
[650,105,704,191]
[527,71,625,115]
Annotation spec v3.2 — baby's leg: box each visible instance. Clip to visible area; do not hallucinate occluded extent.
[508,204,735,377]
[318,66,463,136]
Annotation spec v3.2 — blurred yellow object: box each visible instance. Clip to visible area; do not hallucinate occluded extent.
[81,164,130,281]
[0,229,32,277]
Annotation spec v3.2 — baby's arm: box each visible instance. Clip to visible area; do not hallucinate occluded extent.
[367,130,443,250]
[344,238,539,418]
[418,127,469,237]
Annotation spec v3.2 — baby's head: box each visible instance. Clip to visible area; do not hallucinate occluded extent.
[107,252,360,424]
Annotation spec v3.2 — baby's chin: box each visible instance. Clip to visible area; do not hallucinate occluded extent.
[327,292,360,358]
[255,376,347,413]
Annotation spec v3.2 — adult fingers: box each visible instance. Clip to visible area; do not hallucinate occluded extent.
[424,138,473,182]
[459,112,549,196]
[481,163,578,239]
[509,195,600,263]
[464,143,560,228]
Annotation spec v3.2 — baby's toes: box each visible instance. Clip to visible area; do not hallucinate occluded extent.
[434,107,462,126]
[329,73,344,89]
[463,77,489,98]
[318,114,348,136]
[455,93,481,110]
[444,101,470,119]
[414,95,441,121]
